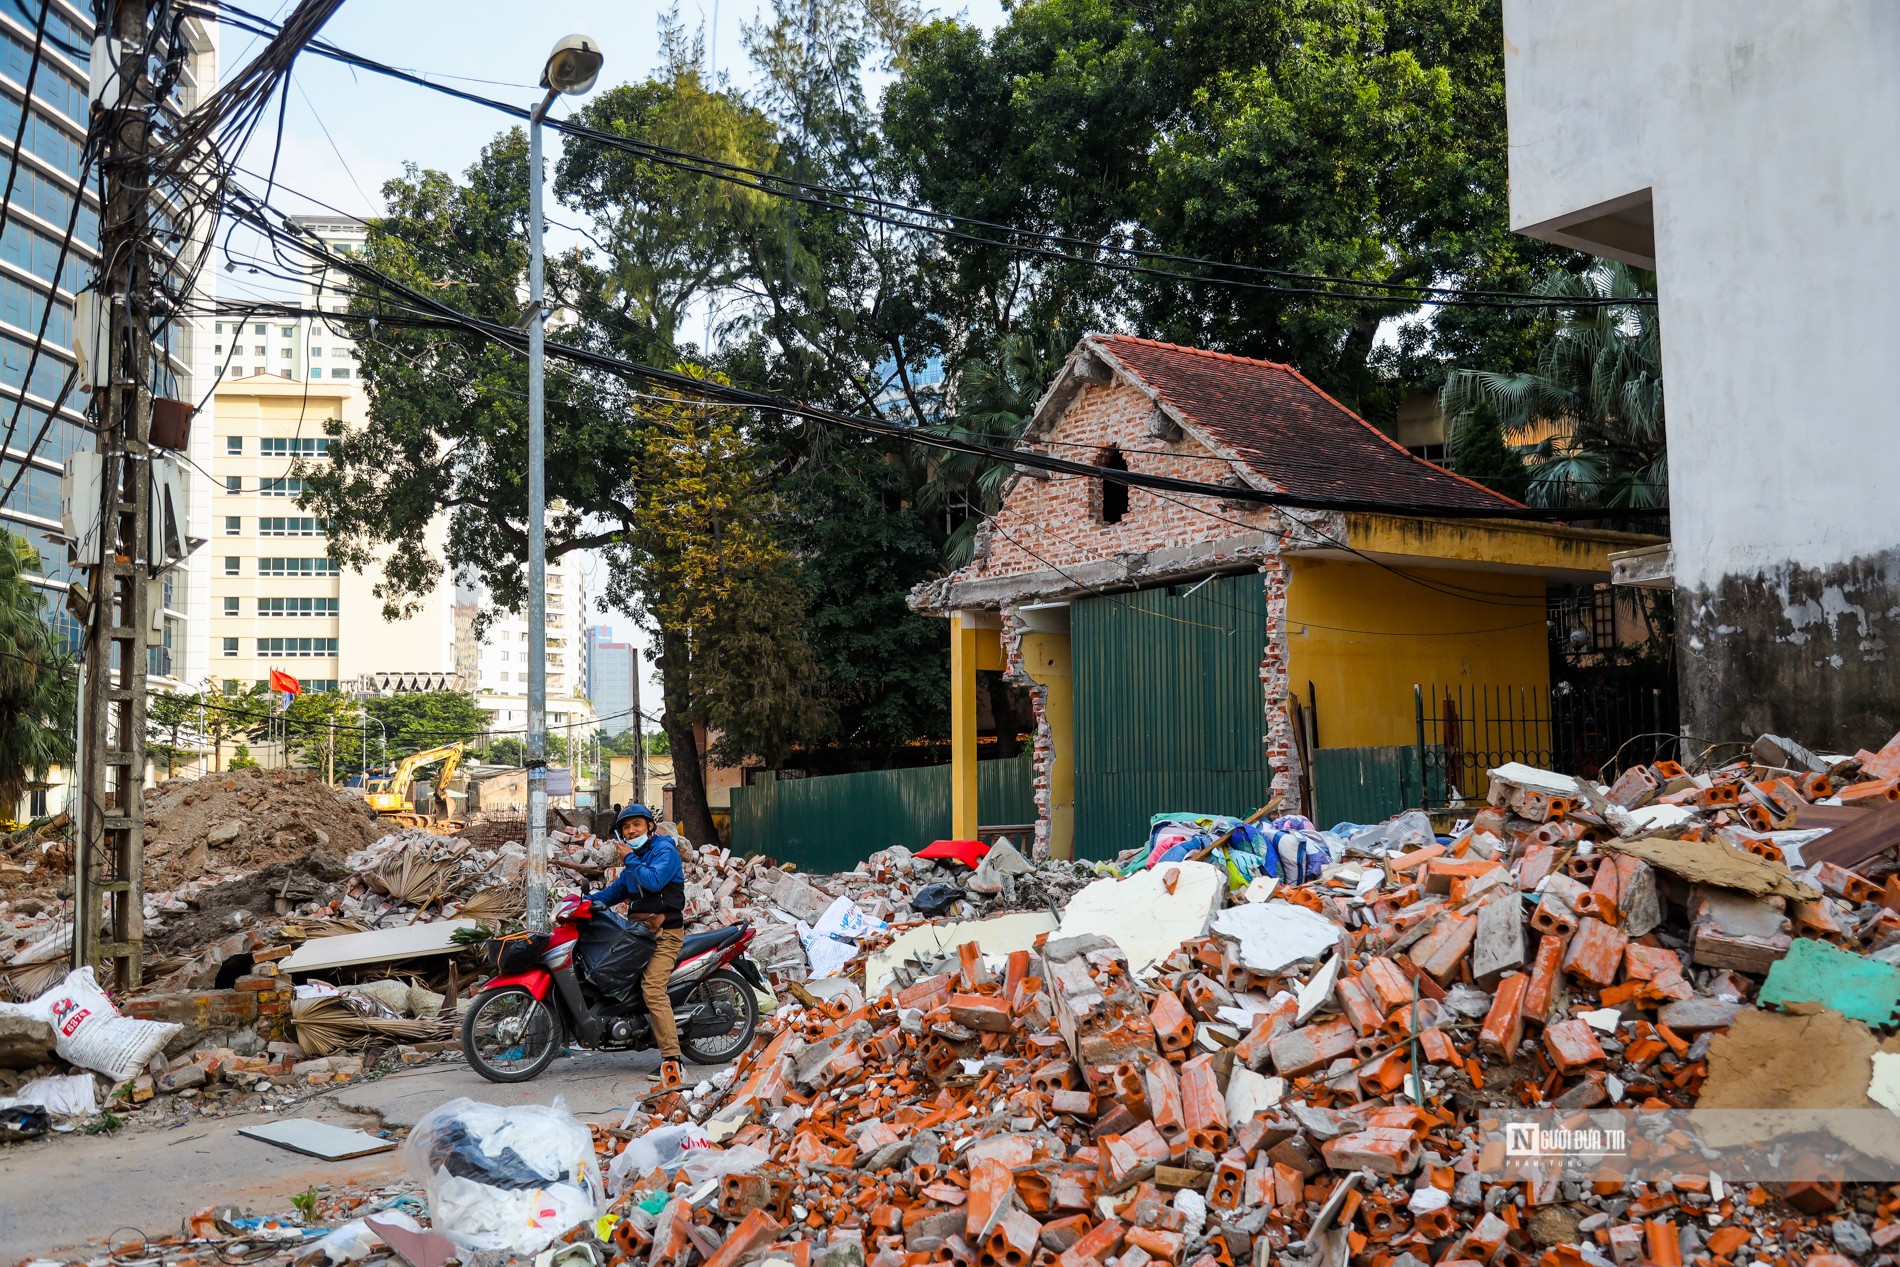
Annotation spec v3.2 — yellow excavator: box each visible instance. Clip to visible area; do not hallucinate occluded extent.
[363,742,466,834]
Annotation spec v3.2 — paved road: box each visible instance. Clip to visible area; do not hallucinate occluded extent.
[0,1048,723,1259]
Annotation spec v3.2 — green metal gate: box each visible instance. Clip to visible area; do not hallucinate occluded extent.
[1309,745,1433,826]
[1072,575,1271,859]
[729,755,1035,872]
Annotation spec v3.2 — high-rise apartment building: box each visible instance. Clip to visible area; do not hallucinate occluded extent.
[0,2,218,687]
[206,215,460,707]
[458,554,599,744]
[585,625,640,738]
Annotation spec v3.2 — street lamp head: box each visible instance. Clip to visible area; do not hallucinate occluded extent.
[541,35,603,95]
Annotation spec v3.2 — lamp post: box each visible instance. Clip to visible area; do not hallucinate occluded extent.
[525,35,603,934]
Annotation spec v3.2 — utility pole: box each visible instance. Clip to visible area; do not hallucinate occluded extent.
[75,3,161,989]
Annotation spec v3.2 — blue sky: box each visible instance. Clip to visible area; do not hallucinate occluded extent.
[240,0,1006,222]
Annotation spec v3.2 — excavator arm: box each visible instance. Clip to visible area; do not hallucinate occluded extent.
[364,741,466,833]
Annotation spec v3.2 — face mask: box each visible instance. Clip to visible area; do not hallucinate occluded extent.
[623,832,649,850]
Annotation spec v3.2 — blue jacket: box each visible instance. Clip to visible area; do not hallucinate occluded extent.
[588,834,686,928]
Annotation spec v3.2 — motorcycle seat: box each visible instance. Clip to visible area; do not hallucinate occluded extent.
[680,924,747,959]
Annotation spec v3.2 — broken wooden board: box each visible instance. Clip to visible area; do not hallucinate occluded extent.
[237,1117,396,1160]
[1797,799,1900,870]
[1604,836,1820,901]
[279,919,481,973]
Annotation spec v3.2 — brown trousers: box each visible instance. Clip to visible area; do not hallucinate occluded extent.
[643,926,685,1060]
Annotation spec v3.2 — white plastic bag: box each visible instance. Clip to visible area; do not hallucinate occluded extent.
[606,1122,711,1195]
[307,1212,423,1266]
[402,1097,603,1254]
[2,1072,98,1117]
[0,968,179,1081]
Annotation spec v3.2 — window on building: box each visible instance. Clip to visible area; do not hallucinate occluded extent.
[230,367,243,377]
[214,344,222,355]
[253,323,264,335]
[258,597,339,617]
[222,596,239,616]
[260,437,329,457]
[1097,447,1129,524]
[224,475,240,494]
[255,637,338,657]
[309,368,321,378]
[257,557,338,577]
[215,322,224,334]
[224,557,239,576]
[258,516,324,537]
[280,326,294,337]
[221,637,238,656]
[26,787,45,818]
[259,477,305,498]
[303,680,340,693]
[311,348,323,357]
[225,435,241,455]
[223,515,240,536]
[332,368,351,379]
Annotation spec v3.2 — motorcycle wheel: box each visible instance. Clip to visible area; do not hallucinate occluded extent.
[461,985,563,1083]
[680,967,760,1066]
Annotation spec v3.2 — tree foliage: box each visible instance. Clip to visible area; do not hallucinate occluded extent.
[1440,262,1664,523]
[363,691,487,759]
[0,532,72,809]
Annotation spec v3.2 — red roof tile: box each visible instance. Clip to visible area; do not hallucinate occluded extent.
[1090,335,1521,514]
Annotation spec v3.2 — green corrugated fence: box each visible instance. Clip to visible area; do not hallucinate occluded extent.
[728,755,1036,872]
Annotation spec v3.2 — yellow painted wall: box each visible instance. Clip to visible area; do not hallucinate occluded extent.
[1284,557,1550,750]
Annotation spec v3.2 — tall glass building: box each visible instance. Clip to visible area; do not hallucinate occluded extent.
[0,1,217,681]
[0,0,99,648]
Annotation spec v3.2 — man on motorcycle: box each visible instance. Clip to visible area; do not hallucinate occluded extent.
[583,804,687,1088]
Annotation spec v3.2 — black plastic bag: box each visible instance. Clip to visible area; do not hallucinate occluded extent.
[0,1104,49,1144]
[576,908,657,1003]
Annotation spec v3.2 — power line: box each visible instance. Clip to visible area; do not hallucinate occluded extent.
[182,0,1655,312]
[201,199,1670,524]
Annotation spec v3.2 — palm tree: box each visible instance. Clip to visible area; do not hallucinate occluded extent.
[0,532,74,813]
[1440,262,1665,524]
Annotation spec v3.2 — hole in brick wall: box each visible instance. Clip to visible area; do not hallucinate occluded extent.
[1097,447,1128,524]
[214,952,256,990]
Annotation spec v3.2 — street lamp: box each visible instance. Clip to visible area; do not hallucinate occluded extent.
[525,34,603,934]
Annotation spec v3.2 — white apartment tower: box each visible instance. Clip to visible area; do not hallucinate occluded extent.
[457,554,600,744]
[206,215,457,709]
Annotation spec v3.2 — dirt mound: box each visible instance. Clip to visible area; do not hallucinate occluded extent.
[145,852,354,960]
[144,767,382,890]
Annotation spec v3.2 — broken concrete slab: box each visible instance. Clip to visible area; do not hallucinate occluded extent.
[865,910,1059,996]
[279,920,482,973]
[1057,861,1226,976]
[1210,901,1343,975]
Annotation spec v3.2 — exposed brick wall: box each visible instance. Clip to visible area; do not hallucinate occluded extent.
[998,609,1054,860]
[951,379,1282,583]
[1260,556,1302,816]
[123,982,291,1044]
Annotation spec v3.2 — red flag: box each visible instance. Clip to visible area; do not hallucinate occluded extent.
[269,669,302,697]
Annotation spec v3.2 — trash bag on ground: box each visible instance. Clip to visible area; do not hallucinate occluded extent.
[402,1096,603,1254]
[606,1122,711,1195]
[1,1072,97,1117]
[0,1103,49,1142]
[0,967,180,1081]
[576,907,657,1005]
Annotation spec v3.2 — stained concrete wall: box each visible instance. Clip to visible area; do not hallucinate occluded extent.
[1503,1,1900,748]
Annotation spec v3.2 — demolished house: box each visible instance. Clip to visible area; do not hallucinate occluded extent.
[910,335,1660,861]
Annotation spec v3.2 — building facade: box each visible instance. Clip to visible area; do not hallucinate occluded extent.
[1502,0,1900,747]
[585,624,640,737]
[458,554,599,743]
[1,1,217,684]
[913,335,1653,859]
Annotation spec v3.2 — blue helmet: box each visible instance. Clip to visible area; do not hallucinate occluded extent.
[614,804,656,836]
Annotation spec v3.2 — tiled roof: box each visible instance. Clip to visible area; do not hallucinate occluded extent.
[1090,335,1521,514]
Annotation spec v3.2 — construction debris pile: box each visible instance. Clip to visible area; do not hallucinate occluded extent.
[24,730,1900,1266]
[581,736,1900,1267]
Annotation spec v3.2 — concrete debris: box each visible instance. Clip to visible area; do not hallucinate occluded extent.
[34,729,1900,1265]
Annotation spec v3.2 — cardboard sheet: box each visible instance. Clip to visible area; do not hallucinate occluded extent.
[1604,837,1820,901]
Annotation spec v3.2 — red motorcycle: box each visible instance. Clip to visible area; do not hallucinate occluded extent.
[461,894,763,1083]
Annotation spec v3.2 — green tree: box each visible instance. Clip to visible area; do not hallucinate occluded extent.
[228,743,259,771]
[615,374,830,843]
[600,729,646,758]
[882,0,1575,421]
[1447,399,1529,504]
[363,692,486,759]
[1440,261,1664,522]
[147,689,202,780]
[270,691,366,783]
[0,532,72,811]
[479,735,525,766]
[201,680,268,773]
